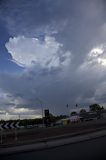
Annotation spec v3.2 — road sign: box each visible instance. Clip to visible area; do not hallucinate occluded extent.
[0,121,21,130]
[44,109,49,117]
[44,109,51,127]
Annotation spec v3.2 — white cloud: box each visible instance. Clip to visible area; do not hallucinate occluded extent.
[89,47,103,57]
[0,114,41,120]
[9,107,31,114]
[88,45,106,66]
[79,44,106,71]
[5,36,71,69]
[0,110,6,114]
[8,106,41,115]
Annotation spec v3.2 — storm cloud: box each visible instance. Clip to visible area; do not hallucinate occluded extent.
[0,0,106,118]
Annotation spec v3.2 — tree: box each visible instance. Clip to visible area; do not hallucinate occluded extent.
[89,104,104,112]
[80,109,87,114]
[101,106,104,110]
[70,111,77,116]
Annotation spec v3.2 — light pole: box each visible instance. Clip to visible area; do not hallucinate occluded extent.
[66,104,70,117]
[0,124,2,144]
[36,98,44,127]
[5,112,8,121]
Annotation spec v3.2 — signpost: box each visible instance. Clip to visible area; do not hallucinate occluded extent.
[0,121,21,130]
[44,109,50,127]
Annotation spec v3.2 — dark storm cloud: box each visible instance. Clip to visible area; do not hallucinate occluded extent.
[0,0,106,58]
[1,0,106,66]
[0,0,106,116]
[0,62,106,114]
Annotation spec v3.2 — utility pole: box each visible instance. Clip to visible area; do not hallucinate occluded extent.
[0,128,2,144]
[66,104,70,117]
[36,98,44,127]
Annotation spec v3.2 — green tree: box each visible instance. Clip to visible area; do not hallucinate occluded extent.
[70,111,77,116]
[80,109,87,114]
[89,104,104,112]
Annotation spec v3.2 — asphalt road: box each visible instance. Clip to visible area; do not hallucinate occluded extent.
[1,136,106,160]
[1,119,106,146]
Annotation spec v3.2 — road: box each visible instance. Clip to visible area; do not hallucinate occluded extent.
[1,136,106,160]
[1,119,106,146]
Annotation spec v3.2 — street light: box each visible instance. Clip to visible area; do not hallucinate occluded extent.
[35,98,44,127]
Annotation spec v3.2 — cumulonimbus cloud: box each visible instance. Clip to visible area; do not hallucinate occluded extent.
[5,36,71,69]
[1,0,106,119]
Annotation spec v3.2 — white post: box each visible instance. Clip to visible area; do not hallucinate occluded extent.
[40,100,44,127]
[0,129,2,144]
[14,128,17,142]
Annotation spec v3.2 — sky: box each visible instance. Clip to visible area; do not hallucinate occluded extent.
[0,0,106,119]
